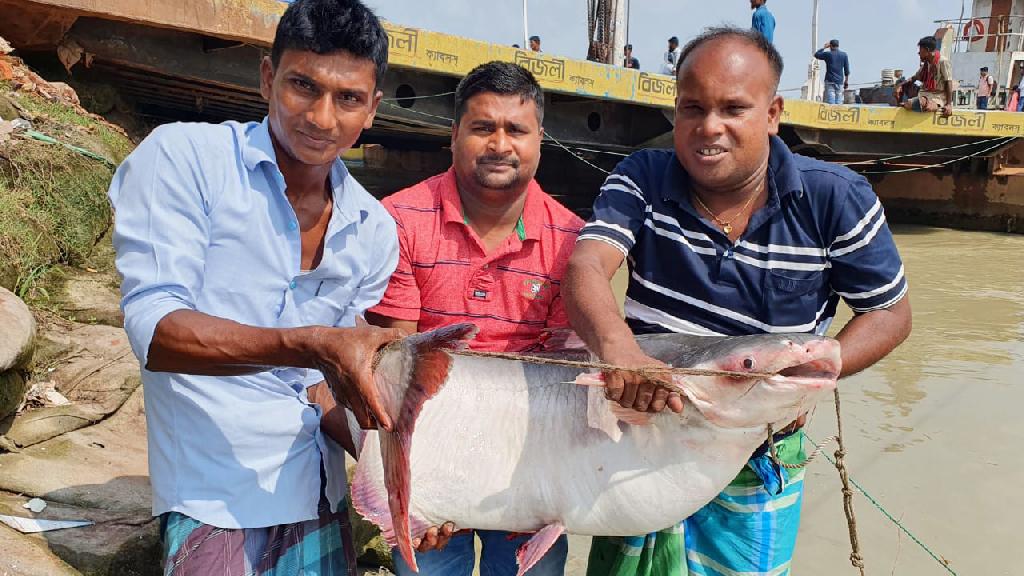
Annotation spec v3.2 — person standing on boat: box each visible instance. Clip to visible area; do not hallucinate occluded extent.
[750,0,775,44]
[624,44,640,69]
[815,39,850,104]
[815,39,847,104]
[662,36,682,76]
[977,66,995,110]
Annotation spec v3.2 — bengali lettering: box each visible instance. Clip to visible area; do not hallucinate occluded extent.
[568,75,595,89]
[817,105,861,125]
[387,28,418,55]
[637,73,675,98]
[932,112,986,130]
[991,122,1022,133]
[514,52,566,81]
[425,49,458,66]
[866,119,896,128]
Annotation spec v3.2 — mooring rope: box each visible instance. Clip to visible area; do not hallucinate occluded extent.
[802,430,962,576]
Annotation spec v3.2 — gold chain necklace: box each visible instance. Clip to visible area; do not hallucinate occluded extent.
[692,180,764,235]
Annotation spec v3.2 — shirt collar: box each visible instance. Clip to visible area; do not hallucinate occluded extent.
[243,117,362,229]
[662,135,804,212]
[242,117,277,171]
[438,167,543,241]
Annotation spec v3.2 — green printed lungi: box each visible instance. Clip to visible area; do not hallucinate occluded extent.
[587,432,806,576]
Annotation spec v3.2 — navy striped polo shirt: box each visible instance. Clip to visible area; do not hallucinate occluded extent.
[579,136,907,337]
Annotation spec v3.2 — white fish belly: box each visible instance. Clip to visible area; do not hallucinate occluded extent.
[356,356,774,535]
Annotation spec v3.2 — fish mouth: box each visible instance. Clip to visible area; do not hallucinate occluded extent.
[770,358,840,387]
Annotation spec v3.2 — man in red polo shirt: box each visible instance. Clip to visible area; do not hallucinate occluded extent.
[366,61,582,576]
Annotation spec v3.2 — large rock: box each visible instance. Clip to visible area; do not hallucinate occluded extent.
[2,319,139,449]
[0,287,35,373]
[0,287,34,422]
[49,267,124,328]
[0,521,80,576]
[0,386,157,574]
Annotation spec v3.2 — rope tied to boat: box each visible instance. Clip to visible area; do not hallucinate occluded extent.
[767,389,866,575]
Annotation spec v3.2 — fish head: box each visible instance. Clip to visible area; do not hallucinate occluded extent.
[671,333,841,430]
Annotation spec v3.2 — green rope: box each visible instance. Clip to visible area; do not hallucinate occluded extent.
[805,434,959,576]
[23,129,116,169]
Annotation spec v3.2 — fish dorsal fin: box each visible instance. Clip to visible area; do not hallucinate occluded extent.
[376,322,478,573]
[538,327,588,351]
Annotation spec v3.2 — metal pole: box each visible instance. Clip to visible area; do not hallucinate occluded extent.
[625,0,631,46]
[523,0,529,49]
[805,0,821,101]
[811,0,819,54]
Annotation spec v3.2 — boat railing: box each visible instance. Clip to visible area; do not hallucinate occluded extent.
[934,16,1024,54]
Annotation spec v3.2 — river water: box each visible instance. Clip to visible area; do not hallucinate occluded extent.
[560,225,1024,575]
[793,225,1024,575]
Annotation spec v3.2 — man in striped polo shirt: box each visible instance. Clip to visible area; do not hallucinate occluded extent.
[366,61,582,575]
[565,28,912,576]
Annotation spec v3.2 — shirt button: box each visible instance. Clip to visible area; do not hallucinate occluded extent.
[289,280,297,290]
[288,221,298,231]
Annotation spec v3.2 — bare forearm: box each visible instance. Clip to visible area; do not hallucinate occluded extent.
[834,297,912,377]
[147,309,322,375]
[308,381,359,457]
[945,80,954,104]
[365,311,417,334]
[563,257,639,358]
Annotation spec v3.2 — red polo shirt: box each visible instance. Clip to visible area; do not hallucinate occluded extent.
[368,168,583,352]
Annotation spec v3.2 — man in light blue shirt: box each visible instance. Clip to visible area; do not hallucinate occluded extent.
[108,0,406,573]
[815,39,851,104]
[751,0,775,44]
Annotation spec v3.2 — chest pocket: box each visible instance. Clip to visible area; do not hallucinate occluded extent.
[297,278,358,327]
[762,268,825,326]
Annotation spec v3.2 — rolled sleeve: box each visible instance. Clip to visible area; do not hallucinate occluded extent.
[578,158,650,257]
[109,125,212,367]
[827,178,908,313]
[367,208,420,322]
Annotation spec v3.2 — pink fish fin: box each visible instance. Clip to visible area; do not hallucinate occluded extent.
[514,522,566,576]
[587,386,622,441]
[572,372,605,386]
[538,327,588,351]
[350,451,428,548]
[608,403,653,426]
[380,322,479,573]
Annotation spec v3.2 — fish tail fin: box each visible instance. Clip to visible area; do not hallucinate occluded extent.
[376,322,478,573]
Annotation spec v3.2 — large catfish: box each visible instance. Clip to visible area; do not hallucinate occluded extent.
[351,323,840,575]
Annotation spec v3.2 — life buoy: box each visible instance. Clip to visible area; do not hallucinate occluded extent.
[962,18,985,43]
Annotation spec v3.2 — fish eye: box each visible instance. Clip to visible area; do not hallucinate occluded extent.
[743,358,755,370]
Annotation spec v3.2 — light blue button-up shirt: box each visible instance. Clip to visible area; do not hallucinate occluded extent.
[109,118,398,528]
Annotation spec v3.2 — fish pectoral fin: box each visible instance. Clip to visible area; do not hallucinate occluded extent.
[609,403,654,426]
[515,522,565,576]
[350,452,430,548]
[587,386,623,441]
[572,372,605,386]
[380,322,479,573]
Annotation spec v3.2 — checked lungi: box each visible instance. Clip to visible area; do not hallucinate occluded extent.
[160,495,357,576]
